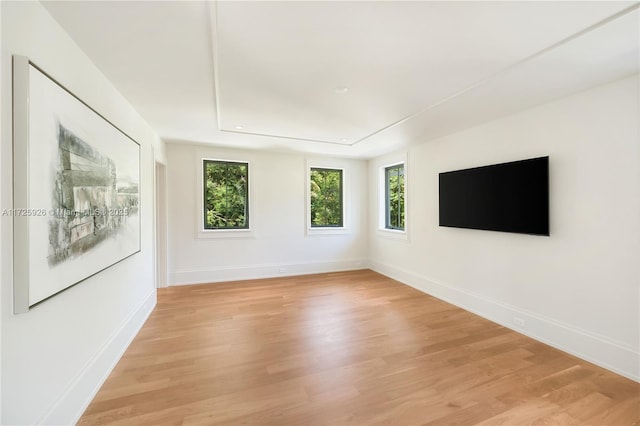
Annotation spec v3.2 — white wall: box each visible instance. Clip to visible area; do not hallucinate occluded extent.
[0,3,3,421]
[166,143,368,285]
[369,74,640,381]
[1,2,164,424]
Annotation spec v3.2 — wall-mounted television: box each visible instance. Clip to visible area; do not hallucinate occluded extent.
[439,156,549,236]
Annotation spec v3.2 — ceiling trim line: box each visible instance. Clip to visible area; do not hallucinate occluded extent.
[219,129,350,146]
[209,0,222,131]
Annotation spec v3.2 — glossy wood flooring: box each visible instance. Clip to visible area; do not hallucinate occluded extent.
[79,270,639,425]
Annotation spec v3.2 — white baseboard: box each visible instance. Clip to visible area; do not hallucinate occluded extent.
[38,290,157,425]
[169,258,369,286]
[370,259,639,383]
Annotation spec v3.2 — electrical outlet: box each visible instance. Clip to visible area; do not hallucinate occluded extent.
[513,317,526,328]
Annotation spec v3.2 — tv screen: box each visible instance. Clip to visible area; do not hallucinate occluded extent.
[439,156,549,235]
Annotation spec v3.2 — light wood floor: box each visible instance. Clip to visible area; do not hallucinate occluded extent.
[79,270,639,425]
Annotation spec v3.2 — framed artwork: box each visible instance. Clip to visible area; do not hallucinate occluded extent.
[12,56,141,313]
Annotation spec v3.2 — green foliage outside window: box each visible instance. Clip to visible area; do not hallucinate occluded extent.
[203,160,248,229]
[386,164,405,230]
[310,168,343,227]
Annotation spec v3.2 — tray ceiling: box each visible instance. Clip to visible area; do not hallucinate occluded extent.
[43,1,639,158]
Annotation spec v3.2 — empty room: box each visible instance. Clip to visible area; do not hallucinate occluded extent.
[1,1,639,425]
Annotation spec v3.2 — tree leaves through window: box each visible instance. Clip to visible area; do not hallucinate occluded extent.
[203,160,248,229]
[385,164,405,230]
[310,168,343,227]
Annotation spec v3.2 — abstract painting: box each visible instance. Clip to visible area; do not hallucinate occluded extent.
[12,56,140,313]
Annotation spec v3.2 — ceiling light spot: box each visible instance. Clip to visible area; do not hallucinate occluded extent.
[234,125,244,130]
[334,87,349,94]
[340,138,349,142]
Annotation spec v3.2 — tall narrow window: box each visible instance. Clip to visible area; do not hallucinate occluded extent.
[385,164,405,230]
[310,168,343,227]
[203,160,249,229]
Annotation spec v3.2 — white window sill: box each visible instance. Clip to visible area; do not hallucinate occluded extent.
[306,227,349,236]
[197,228,256,240]
[376,228,409,241]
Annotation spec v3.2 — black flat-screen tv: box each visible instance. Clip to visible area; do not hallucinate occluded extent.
[439,156,549,236]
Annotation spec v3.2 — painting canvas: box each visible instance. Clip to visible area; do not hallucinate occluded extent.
[12,57,140,312]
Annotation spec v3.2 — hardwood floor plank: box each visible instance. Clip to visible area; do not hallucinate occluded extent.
[79,270,640,425]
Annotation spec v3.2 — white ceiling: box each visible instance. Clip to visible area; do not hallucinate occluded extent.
[42,1,639,158]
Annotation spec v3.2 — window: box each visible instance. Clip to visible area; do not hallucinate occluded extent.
[203,160,249,230]
[310,168,343,227]
[376,154,407,240]
[385,164,405,230]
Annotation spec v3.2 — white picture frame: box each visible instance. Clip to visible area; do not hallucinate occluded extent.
[12,56,141,313]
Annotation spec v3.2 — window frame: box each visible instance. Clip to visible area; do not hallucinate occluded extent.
[376,153,408,241]
[384,163,405,231]
[306,159,349,236]
[202,159,250,231]
[309,167,344,228]
[198,155,255,239]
